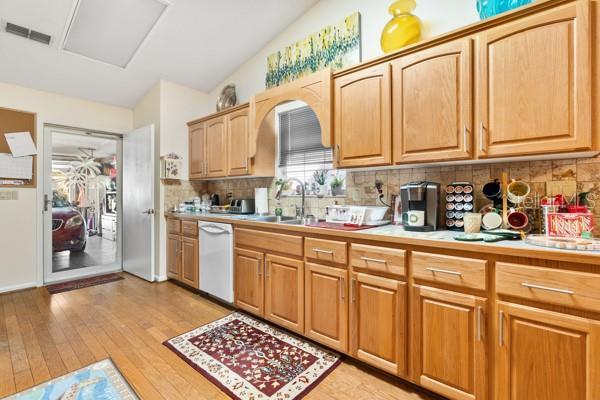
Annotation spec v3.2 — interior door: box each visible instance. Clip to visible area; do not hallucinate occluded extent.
[123,125,155,281]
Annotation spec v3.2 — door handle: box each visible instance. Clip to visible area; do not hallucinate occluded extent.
[43,194,52,212]
[479,122,485,152]
[339,277,345,300]
[142,209,155,215]
[476,306,483,341]
[498,310,504,347]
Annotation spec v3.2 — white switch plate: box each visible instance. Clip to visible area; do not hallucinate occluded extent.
[0,190,18,200]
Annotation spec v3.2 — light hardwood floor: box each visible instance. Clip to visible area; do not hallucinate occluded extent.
[0,274,440,399]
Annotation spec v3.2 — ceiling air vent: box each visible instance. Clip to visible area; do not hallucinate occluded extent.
[5,22,29,38]
[29,30,52,45]
[4,21,52,45]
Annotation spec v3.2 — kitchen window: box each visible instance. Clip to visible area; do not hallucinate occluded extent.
[277,102,345,196]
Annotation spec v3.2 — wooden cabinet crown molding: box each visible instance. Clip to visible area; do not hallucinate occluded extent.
[249,68,332,157]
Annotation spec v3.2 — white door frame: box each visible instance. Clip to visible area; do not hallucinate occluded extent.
[42,125,123,284]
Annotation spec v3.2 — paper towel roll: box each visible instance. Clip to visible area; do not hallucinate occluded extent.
[255,187,269,215]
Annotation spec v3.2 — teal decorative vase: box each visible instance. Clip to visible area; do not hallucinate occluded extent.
[476,0,532,19]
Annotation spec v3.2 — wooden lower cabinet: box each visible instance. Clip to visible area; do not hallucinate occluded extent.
[265,254,304,333]
[167,232,199,288]
[167,234,181,279]
[350,272,407,376]
[496,302,600,400]
[413,286,487,400]
[180,236,199,288]
[234,248,264,316]
[305,263,348,352]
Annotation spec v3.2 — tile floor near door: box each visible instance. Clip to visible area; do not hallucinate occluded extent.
[52,236,116,272]
[0,274,440,400]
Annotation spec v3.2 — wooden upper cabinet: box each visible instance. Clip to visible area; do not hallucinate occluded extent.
[496,302,600,400]
[264,255,304,333]
[189,122,206,179]
[180,236,199,288]
[334,63,392,167]
[350,272,407,377]
[205,116,228,177]
[227,107,250,176]
[477,2,592,157]
[413,286,487,400]
[305,263,348,352]
[235,248,264,317]
[393,39,472,163]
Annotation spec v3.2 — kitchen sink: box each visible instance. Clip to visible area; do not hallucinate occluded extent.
[252,215,298,223]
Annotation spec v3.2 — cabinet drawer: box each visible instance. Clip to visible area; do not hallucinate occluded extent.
[235,228,303,257]
[305,238,347,265]
[412,252,487,290]
[496,262,600,312]
[167,218,181,234]
[181,220,198,237]
[350,244,406,276]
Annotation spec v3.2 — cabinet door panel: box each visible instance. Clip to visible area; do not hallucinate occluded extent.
[350,272,406,376]
[413,286,487,400]
[235,248,264,316]
[180,236,199,288]
[334,63,391,167]
[167,234,180,279]
[393,38,472,163]
[305,263,348,352]
[227,108,250,176]
[496,302,600,400]
[206,116,228,177]
[265,255,304,333]
[189,122,205,178]
[478,2,591,157]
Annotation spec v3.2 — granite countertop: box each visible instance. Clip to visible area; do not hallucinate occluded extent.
[166,212,600,265]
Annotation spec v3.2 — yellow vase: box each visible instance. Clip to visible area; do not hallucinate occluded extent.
[380,0,422,53]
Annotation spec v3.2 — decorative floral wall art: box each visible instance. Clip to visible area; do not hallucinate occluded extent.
[266,12,361,89]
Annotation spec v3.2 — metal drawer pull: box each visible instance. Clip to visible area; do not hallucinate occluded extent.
[476,306,483,342]
[426,267,462,276]
[312,248,334,254]
[522,282,574,295]
[351,278,357,303]
[340,277,345,300]
[479,122,485,152]
[499,310,504,346]
[361,256,387,264]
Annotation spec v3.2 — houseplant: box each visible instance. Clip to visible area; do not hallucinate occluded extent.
[330,174,345,196]
[313,169,328,197]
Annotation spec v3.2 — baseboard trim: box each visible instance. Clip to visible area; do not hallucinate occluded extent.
[0,281,37,294]
[155,274,168,282]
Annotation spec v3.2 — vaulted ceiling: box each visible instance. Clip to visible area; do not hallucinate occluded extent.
[0,0,318,107]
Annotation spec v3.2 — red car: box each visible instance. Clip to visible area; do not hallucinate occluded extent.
[52,196,87,252]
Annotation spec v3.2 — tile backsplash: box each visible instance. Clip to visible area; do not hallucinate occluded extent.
[165,156,600,233]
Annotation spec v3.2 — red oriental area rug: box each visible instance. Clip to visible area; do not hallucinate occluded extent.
[163,312,341,399]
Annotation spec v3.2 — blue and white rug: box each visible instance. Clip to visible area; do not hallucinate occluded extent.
[5,359,138,400]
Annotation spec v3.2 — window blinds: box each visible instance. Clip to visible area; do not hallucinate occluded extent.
[278,105,332,167]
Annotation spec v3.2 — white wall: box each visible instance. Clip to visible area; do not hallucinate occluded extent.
[208,0,479,105]
[133,80,209,281]
[0,81,133,293]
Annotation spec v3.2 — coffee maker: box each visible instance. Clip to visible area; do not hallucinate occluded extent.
[400,181,440,231]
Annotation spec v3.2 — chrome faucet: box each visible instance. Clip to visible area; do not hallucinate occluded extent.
[275,177,306,220]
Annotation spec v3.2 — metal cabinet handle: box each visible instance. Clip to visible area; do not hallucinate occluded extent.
[351,278,357,303]
[479,122,485,152]
[521,282,574,295]
[360,256,387,264]
[498,310,504,347]
[340,277,345,300]
[463,125,468,150]
[476,306,483,342]
[312,248,334,254]
[426,267,463,276]
[336,144,340,165]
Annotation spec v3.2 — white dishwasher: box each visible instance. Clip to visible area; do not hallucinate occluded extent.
[198,221,234,304]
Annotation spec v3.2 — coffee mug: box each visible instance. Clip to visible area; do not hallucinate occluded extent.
[406,210,425,227]
[482,212,502,230]
[507,211,529,230]
[507,181,530,204]
[482,179,502,201]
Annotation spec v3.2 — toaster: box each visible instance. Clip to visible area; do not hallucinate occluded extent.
[229,198,255,214]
